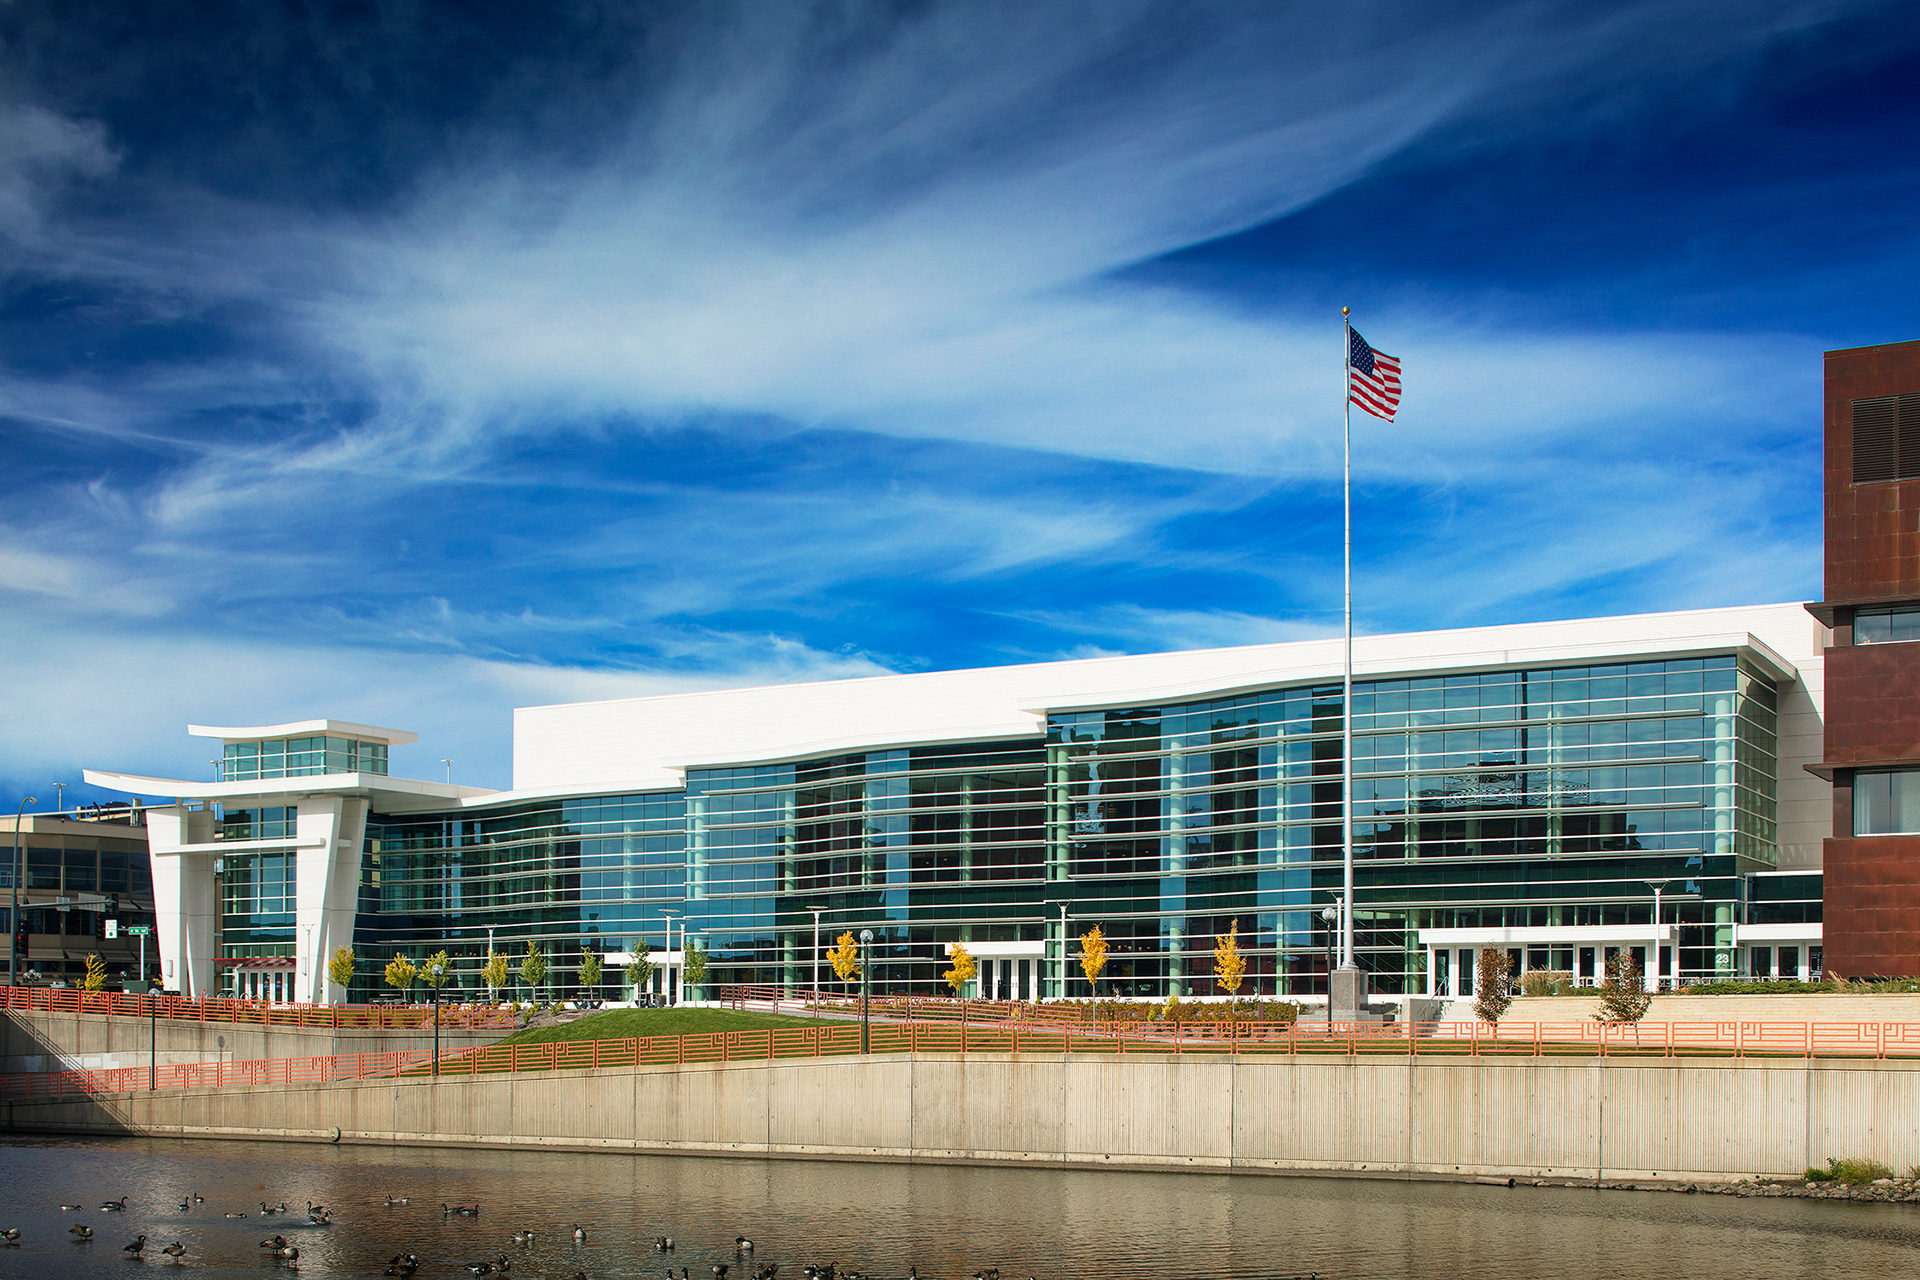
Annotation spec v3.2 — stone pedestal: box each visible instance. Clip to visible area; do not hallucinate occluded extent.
[1330,965,1370,1022]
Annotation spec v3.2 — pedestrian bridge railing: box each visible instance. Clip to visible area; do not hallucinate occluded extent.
[8,1018,1920,1101]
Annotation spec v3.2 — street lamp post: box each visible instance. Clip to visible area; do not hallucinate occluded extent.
[53,782,67,815]
[807,905,825,1008]
[429,962,445,1075]
[1321,903,1339,1003]
[859,928,874,1054]
[10,796,37,988]
[1646,879,1670,992]
[661,909,680,1006]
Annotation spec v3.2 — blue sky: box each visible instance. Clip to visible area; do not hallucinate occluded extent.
[4,0,1918,799]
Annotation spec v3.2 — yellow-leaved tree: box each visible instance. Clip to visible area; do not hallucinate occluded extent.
[82,952,107,991]
[419,949,453,995]
[1078,925,1108,998]
[384,953,418,999]
[827,930,862,985]
[327,946,355,998]
[482,950,509,1000]
[943,940,976,996]
[1213,922,1246,1008]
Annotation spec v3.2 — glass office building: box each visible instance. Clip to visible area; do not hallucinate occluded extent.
[90,604,1830,1003]
[330,642,1815,1001]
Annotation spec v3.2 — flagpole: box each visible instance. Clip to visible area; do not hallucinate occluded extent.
[1340,306,1355,974]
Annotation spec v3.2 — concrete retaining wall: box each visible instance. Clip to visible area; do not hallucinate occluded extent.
[6,1051,1919,1184]
[1,1008,506,1072]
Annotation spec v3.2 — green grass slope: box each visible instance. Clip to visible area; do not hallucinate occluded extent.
[494,1006,836,1047]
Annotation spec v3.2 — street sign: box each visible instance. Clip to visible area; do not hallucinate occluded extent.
[104,919,118,939]
[126,926,151,936]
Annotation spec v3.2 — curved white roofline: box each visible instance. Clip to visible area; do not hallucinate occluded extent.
[187,719,418,745]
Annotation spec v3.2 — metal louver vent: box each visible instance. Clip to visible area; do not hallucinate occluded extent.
[1851,394,1920,484]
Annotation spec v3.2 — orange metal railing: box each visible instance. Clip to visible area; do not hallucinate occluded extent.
[9,1017,1920,1101]
[0,983,517,1030]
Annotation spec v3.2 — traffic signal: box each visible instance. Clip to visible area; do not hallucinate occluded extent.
[94,912,106,941]
[106,895,118,917]
[13,924,26,958]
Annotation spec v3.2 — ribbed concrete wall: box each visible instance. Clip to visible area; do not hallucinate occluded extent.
[1,1008,506,1072]
[7,1052,1920,1183]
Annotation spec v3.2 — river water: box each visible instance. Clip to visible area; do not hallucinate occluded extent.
[0,1136,1914,1279]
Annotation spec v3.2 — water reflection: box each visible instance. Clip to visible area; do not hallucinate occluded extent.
[0,1136,1915,1279]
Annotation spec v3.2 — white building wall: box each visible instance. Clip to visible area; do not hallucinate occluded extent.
[513,601,1829,873]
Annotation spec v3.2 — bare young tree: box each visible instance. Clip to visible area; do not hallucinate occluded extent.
[1594,950,1653,1024]
[1474,947,1513,1024]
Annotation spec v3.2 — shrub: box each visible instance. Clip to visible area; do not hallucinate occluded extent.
[1519,969,1574,997]
[1806,1157,1893,1184]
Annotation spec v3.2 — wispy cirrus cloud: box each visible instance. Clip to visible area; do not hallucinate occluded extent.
[0,0,1892,795]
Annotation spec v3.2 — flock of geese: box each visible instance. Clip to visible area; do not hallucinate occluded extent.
[0,1195,1058,1279]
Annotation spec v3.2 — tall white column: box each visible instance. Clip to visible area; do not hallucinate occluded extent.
[294,795,367,1004]
[146,805,217,997]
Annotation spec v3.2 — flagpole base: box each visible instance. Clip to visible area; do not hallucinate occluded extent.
[1329,964,1376,1024]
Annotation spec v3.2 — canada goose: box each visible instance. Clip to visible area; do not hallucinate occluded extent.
[497,1255,511,1272]
[101,1197,127,1211]
[737,1237,754,1250]
[177,1197,192,1211]
[124,1234,148,1255]
[0,1228,17,1246]
[61,1204,81,1211]
[69,1224,93,1239]
[386,1194,411,1207]
[713,1264,730,1279]
[275,1245,300,1261]
[262,1235,288,1248]
[193,1193,204,1204]
[573,1224,586,1243]
[384,1255,420,1276]
[468,1262,496,1276]
[225,1212,246,1219]
[512,1230,536,1245]
[654,1236,675,1250]
[162,1241,187,1261]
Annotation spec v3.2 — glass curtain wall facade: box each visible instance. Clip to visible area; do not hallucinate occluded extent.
[348,793,685,1001]
[338,652,1788,999]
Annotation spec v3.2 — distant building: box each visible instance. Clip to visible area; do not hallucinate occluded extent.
[2,808,159,988]
[1809,338,1920,979]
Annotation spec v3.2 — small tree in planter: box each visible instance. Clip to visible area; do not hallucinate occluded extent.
[1214,922,1247,1012]
[624,953,654,1003]
[1594,950,1653,1024]
[1473,948,1513,1025]
[828,930,862,987]
[384,953,418,1002]
[482,950,509,1003]
[683,939,709,998]
[943,940,977,996]
[328,946,356,1002]
[519,942,549,1004]
[579,949,602,1004]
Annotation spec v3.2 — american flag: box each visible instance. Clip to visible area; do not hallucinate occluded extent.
[1348,327,1401,422]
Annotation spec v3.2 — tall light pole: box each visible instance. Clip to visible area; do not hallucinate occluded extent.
[53,782,68,815]
[1646,879,1670,992]
[428,962,445,1075]
[10,796,36,988]
[807,905,825,1006]
[440,760,454,785]
[858,928,874,1054]
[661,909,680,1006]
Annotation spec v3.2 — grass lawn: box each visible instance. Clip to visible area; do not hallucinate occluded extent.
[492,1006,838,1047]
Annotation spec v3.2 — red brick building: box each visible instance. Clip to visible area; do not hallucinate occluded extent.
[1812,338,1920,977]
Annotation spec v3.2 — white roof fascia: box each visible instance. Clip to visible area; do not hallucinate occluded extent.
[665,720,1043,773]
[81,768,494,806]
[187,719,419,745]
[1020,631,1798,716]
